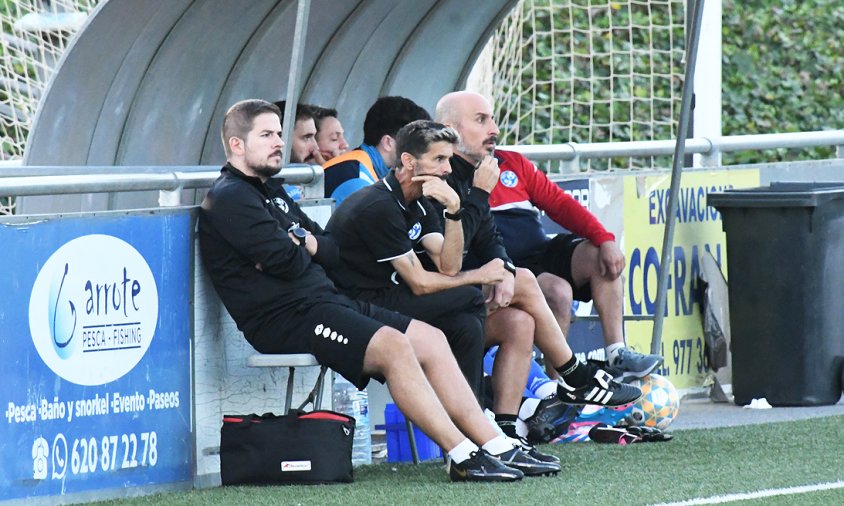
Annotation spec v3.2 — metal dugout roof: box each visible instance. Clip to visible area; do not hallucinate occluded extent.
[24,0,515,170]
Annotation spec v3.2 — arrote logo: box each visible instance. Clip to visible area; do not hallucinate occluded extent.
[29,235,159,386]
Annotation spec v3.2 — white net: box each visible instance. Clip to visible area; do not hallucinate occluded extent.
[0,0,98,214]
[491,0,687,172]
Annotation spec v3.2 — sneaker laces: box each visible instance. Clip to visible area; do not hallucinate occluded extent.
[506,435,534,452]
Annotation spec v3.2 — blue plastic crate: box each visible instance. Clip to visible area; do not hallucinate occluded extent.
[379,403,442,462]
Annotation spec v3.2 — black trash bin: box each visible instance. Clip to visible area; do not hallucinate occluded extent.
[708,182,844,406]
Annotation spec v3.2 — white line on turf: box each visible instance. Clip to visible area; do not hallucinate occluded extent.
[651,480,844,505]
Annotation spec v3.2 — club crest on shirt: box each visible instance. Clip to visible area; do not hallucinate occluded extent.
[500,170,518,188]
[272,197,289,213]
[408,222,422,241]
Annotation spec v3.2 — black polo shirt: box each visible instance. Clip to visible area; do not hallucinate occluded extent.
[326,171,443,296]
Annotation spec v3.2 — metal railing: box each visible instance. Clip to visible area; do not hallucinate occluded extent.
[501,129,844,171]
[0,164,324,205]
[0,130,842,201]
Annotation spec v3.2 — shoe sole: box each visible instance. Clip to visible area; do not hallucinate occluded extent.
[494,459,561,477]
[526,470,560,478]
[450,472,524,483]
[514,466,561,477]
[463,475,524,482]
[559,391,643,407]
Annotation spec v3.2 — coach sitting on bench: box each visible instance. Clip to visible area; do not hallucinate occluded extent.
[198,99,527,483]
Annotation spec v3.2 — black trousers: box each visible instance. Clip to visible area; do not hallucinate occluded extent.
[356,284,487,398]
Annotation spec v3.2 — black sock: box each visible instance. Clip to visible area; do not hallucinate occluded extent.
[555,356,590,387]
[496,414,519,438]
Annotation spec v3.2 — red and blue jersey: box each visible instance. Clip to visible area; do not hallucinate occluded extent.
[489,150,614,261]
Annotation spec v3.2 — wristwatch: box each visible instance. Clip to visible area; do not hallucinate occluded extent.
[289,226,308,246]
[443,208,464,221]
[503,260,517,276]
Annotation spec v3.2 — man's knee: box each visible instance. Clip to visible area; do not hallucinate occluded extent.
[406,319,454,358]
[572,240,601,277]
[514,266,537,285]
[538,274,573,315]
[513,267,547,305]
[365,326,416,372]
[487,308,534,349]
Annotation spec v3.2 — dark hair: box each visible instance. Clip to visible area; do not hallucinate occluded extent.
[273,100,314,123]
[221,99,281,157]
[302,104,339,132]
[362,96,430,146]
[394,120,459,167]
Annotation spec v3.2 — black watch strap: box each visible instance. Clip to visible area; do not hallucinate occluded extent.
[503,260,517,276]
[443,208,464,221]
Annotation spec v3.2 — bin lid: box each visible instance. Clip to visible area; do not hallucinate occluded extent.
[708,182,844,209]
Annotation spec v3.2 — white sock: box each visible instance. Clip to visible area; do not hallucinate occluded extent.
[447,438,479,464]
[483,409,507,438]
[515,419,528,438]
[518,397,541,421]
[482,435,514,456]
[535,382,558,399]
[606,342,625,362]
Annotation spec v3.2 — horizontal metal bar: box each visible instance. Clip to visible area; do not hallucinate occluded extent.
[576,314,654,322]
[502,130,844,161]
[0,130,840,196]
[0,165,323,197]
[0,165,219,176]
[716,131,844,152]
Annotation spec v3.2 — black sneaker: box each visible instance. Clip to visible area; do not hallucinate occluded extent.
[510,435,561,464]
[491,447,560,477]
[524,395,581,444]
[448,450,524,482]
[557,364,642,407]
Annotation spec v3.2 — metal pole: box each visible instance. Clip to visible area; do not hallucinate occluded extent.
[650,0,706,356]
[281,0,311,165]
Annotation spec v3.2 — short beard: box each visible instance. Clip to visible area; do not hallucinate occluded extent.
[252,164,281,179]
[457,138,495,164]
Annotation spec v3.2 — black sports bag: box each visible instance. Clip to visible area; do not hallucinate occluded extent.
[220,410,355,485]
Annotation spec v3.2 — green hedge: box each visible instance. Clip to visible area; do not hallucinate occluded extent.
[722,0,844,164]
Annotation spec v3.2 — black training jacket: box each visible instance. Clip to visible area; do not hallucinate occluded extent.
[438,155,514,270]
[198,163,343,343]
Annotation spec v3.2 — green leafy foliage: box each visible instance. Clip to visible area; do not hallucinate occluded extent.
[721,0,843,164]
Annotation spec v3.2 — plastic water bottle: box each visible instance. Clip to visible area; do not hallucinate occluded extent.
[333,375,371,466]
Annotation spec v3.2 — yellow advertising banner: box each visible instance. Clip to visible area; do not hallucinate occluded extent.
[622,169,759,389]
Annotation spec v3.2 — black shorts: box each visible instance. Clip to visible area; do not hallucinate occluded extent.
[250,298,411,389]
[357,284,487,396]
[517,233,592,302]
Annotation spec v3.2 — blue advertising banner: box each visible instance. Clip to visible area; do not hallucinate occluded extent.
[0,210,193,501]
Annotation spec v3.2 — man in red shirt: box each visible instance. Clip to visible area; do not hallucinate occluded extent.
[436,91,662,383]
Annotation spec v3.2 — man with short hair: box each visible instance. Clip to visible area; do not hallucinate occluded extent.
[305,104,349,162]
[198,99,532,482]
[323,96,430,203]
[326,120,561,475]
[274,100,325,165]
[437,91,662,382]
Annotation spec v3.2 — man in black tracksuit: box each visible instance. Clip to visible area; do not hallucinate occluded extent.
[326,125,497,399]
[197,99,531,483]
[326,120,560,475]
